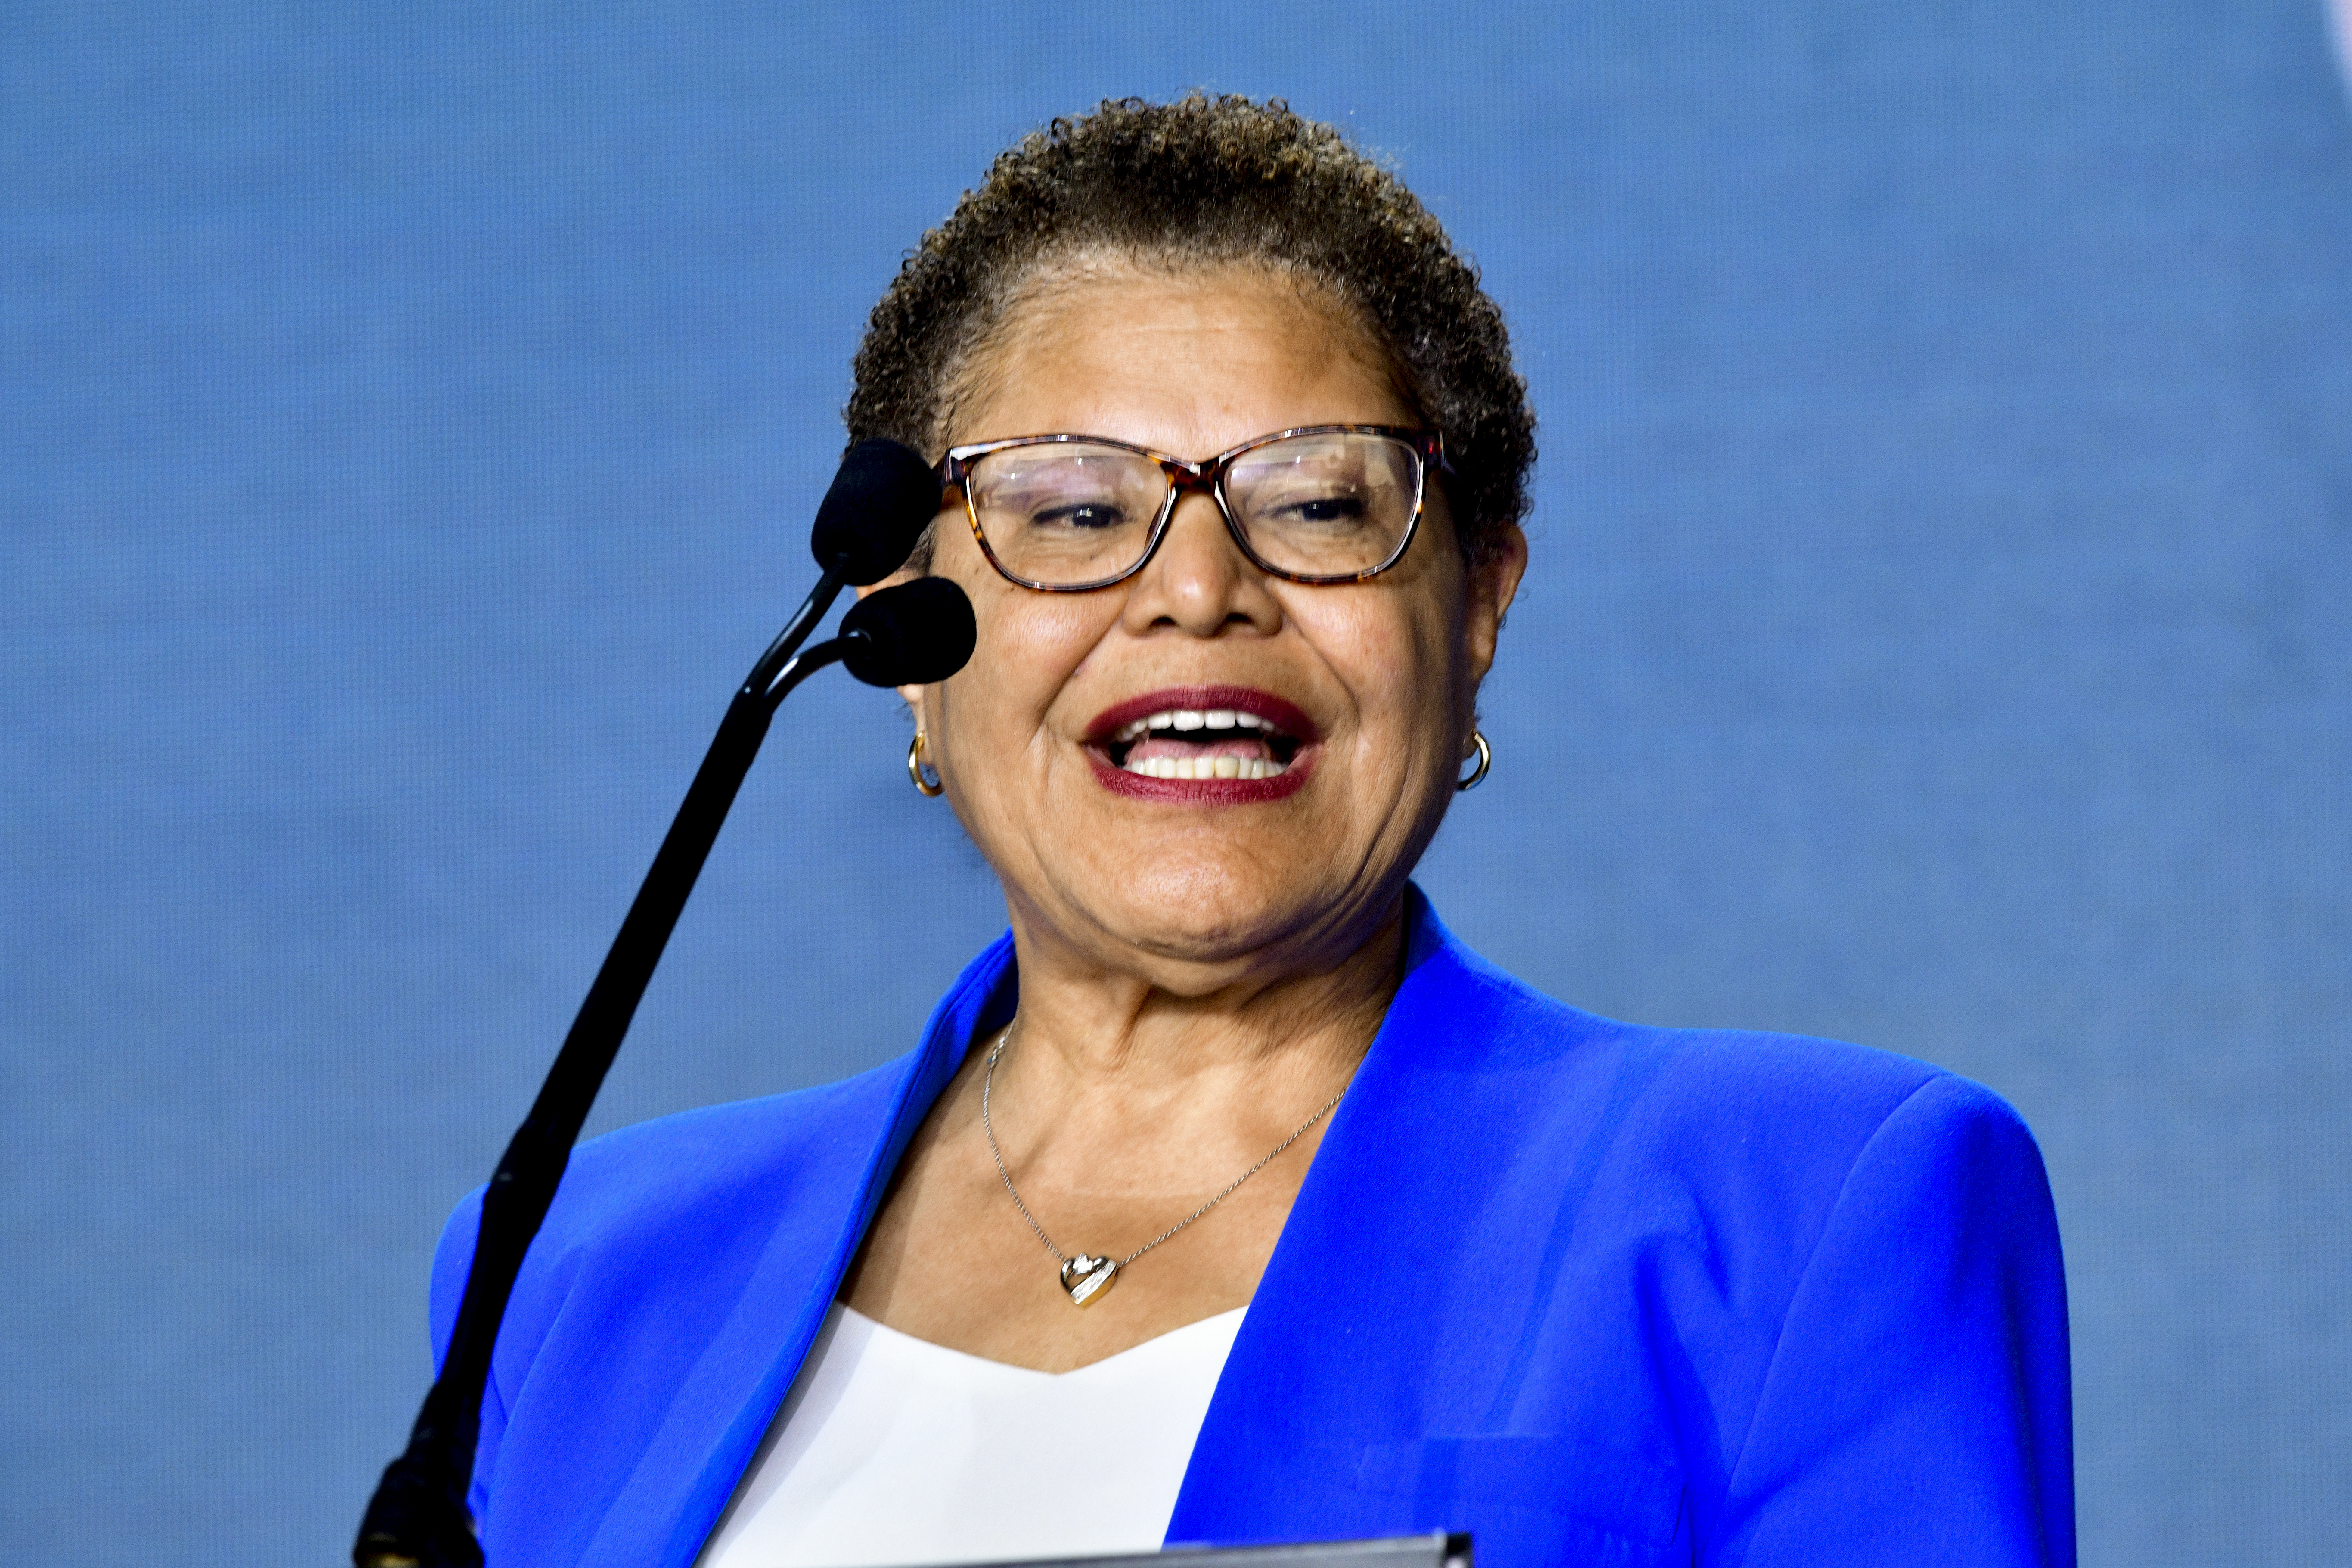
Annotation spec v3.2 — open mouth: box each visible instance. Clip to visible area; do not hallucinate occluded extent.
[1086,686,1316,796]
[1106,707,1303,780]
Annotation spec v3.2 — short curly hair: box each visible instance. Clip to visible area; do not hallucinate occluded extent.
[847,95,1534,568]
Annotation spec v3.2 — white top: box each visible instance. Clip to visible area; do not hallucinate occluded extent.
[697,1303,1248,1568]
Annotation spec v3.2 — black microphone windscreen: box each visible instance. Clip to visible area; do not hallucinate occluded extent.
[838,577,978,688]
[810,440,941,587]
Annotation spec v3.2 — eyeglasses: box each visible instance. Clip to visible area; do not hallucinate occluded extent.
[938,425,1446,592]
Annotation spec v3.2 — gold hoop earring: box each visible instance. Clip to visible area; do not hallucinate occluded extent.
[907,730,945,797]
[1456,730,1491,792]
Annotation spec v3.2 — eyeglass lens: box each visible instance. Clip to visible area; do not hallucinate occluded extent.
[965,431,1421,587]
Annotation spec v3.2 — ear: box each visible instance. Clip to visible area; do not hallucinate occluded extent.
[1464,524,1528,689]
[851,569,932,713]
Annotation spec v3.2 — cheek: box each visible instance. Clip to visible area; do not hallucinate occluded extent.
[939,580,1106,753]
[1296,588,1465,747]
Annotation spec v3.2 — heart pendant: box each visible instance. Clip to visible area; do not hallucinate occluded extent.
[1058,1254,1119,1308]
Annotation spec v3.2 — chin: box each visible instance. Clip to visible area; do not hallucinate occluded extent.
[1076,860,1354,972]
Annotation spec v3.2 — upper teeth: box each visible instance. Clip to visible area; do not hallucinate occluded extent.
[1113,708,1269,742]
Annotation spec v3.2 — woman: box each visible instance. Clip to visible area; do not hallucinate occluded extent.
[432,98,2073,1568]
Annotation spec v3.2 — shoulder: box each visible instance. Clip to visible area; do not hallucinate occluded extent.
[558,1061,910,1230]
[428,927,1015,1383]
[1394,906,2048,1254]
[1426,922,2001,1130]
[430,1056,914,1355]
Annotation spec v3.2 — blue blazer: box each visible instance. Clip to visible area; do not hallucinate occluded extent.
[433,889,2073,1568]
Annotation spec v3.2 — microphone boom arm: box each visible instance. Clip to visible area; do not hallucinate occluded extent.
[746,563,848,701]
[354,574,860,1568]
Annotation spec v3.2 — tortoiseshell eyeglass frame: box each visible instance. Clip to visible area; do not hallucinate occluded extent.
[935,425,1449,593]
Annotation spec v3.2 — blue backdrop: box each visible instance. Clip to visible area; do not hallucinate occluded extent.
[5,3,2349,1563]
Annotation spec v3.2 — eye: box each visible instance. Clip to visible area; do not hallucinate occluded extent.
[1033,501,1130,532]
[1257,485,1376,531]
[1278,494,1370,526]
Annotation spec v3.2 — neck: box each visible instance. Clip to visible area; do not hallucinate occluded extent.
[991,889,1407,1108]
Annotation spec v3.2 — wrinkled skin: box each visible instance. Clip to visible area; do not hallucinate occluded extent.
[841,261,1527,1371]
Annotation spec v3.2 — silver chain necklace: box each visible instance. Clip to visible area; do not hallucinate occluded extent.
[980,1022,1349,1308]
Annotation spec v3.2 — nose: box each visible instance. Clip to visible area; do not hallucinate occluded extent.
[1118,490,1284,638]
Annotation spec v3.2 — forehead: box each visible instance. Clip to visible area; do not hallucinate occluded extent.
[956,263,1411,459]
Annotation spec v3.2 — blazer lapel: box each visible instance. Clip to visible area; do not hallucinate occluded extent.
[1167,886,1501,1546]
[581,935,1019,1568]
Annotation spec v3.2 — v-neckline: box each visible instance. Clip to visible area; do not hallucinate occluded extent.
[833,1301,1250,1380]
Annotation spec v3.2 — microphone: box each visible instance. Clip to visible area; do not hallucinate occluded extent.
[747,440,942,699]
[811,439,943,585]
[841,577,980,687]
[355,446,975,1568]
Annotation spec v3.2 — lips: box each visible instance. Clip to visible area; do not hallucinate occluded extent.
[1084,685,1318,802]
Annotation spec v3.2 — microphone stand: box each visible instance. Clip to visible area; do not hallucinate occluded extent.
[354,567,861,1568]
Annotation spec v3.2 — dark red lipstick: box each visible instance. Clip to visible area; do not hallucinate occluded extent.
[1084,685,1319,804]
